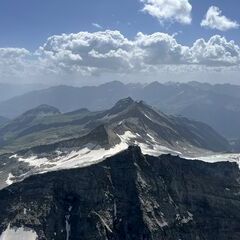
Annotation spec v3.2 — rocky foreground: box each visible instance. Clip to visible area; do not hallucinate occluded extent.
[0,146,240,240]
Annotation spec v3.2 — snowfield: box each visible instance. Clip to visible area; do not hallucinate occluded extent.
[4,130,240,187]
[10,131,179,174]
[7,141,129,184]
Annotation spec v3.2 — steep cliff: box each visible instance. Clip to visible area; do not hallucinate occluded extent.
[0,146,240,240]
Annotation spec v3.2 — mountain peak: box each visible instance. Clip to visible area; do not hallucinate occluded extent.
[127,145,143,156]
[109,97,135,115]
[100,80,125,88]
[116,97,134,105]
[22,104,61,117]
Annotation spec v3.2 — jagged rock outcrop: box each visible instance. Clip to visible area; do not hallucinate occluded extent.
[0,146,240,239]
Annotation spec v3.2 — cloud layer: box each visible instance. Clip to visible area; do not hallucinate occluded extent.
[1,30,240,83]
[201,6,239,31]
[141,0,192,24]
[39,31,240,70]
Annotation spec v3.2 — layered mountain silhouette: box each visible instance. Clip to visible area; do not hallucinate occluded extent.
[0,81,239,140]
[0,98,230,154]
[0,83,46,103]
[0,98,231,189]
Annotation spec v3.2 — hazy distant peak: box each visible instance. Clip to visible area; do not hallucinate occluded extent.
[115,97,134,105]
[109,97,135,114]
[147,81,163,87]
[22,104,61,117]
[100,80,125,88]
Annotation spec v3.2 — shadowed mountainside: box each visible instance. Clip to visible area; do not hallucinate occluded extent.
[0,146,240,240]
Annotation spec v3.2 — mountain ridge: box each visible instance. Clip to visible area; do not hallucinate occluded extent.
[0,146,240,240]
[0,81,239,140]
[0,98,232,189]
[0,98,230,154]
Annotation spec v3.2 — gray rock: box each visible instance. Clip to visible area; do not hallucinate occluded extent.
[0,146,240,240]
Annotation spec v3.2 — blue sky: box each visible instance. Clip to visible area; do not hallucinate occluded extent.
[0,0,239,50]
[0,0,239,85]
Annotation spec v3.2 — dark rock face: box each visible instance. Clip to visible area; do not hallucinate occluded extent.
[0,146,240,240]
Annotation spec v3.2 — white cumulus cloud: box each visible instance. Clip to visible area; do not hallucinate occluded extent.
[39,31,240,71]
[140,0,192,24]
[0,48,31,80]
[38,31,135,74]
[135,32,189,65]
[0,30,239,84]
[189,35,240,66]
[201,6,239,31]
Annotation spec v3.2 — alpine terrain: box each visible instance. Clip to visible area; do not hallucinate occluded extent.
[0,98,233,190]
[1,0,240,238]
[0,146,240,239]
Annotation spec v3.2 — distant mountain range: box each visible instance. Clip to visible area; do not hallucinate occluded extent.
[1,146,240,240]
[0,83,46,103]
[0,98,231,189]
[0,98,229,155]
[0,81,239,139]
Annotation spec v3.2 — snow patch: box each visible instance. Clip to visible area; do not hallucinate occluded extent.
[138,142,181,156]
[6,173,14,185]
[65,217,70,240]
[147,133,157,143]
[18,156,48,167]
[7,130,240,188]
[0,225,37,240]
[13,142,129,178]
[189,153,240,168]
[14,130,181,174]
[118,131,181,156]
[144,113,152,121]
[181,212,193,224]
